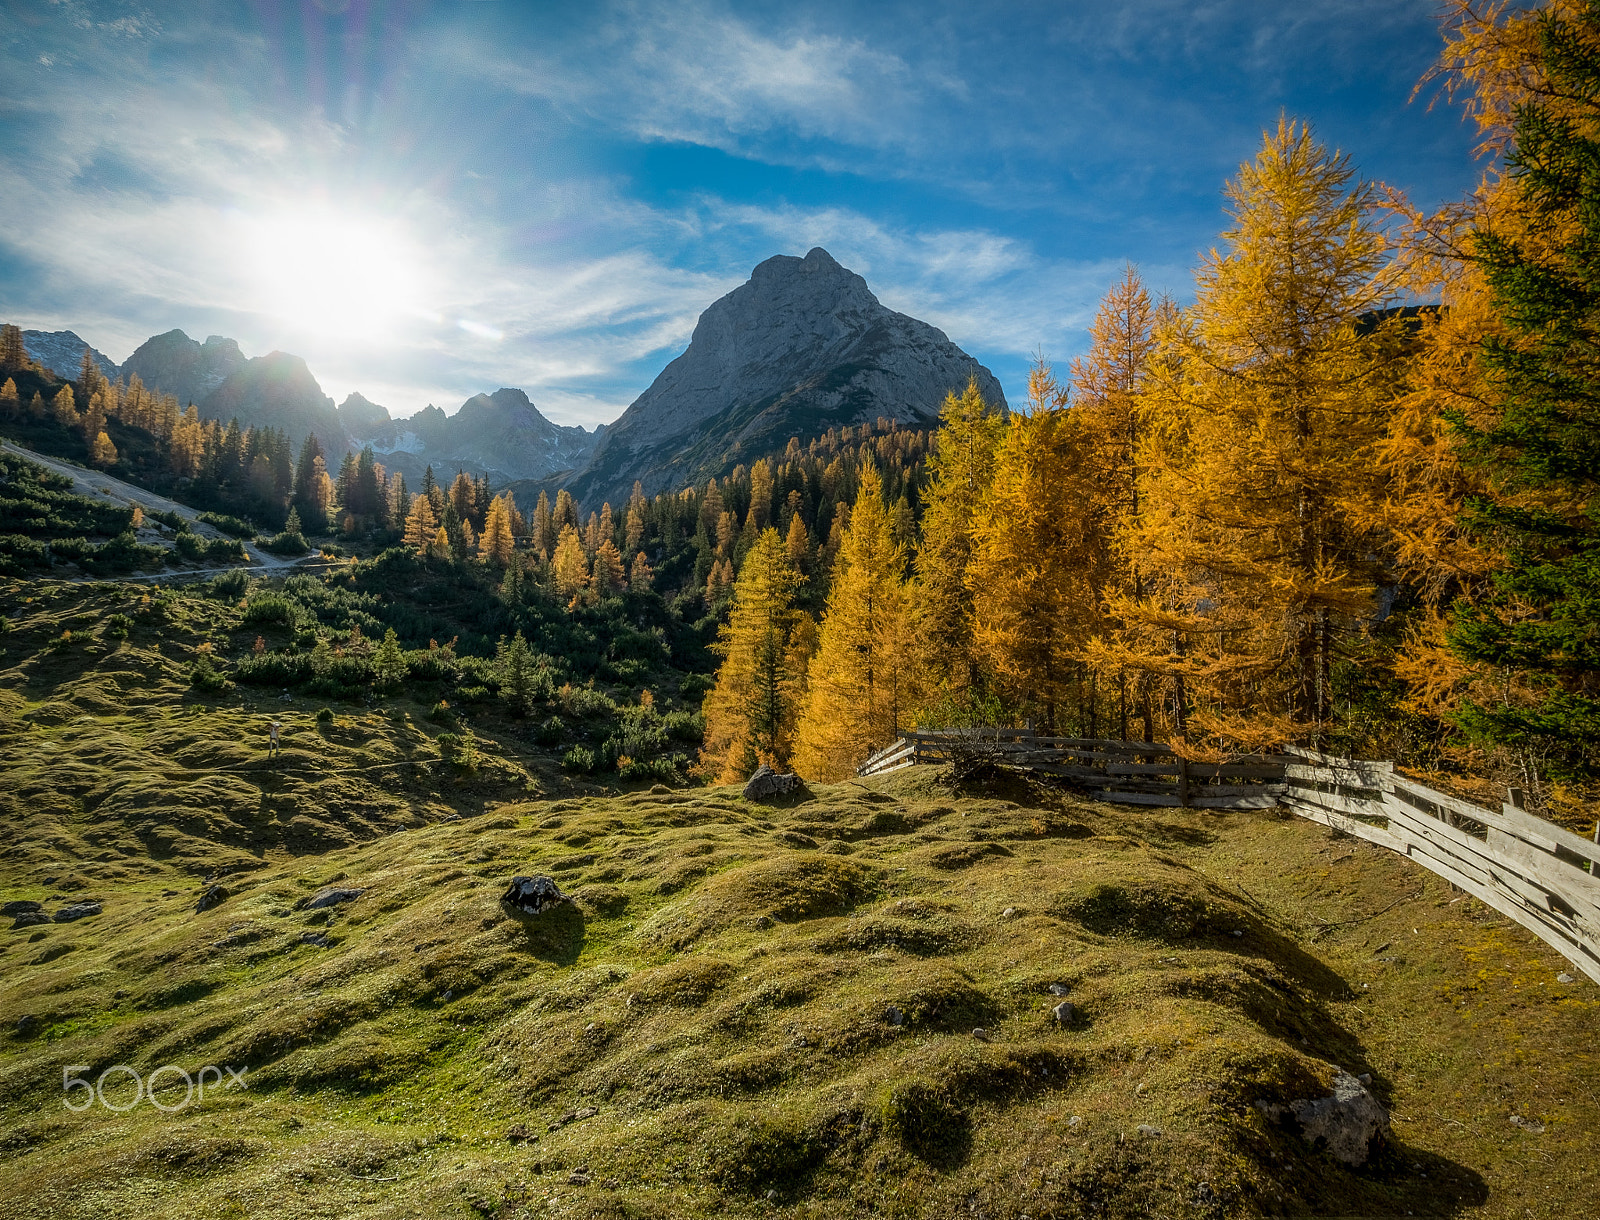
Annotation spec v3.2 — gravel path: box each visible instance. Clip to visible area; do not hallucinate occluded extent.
[2,437,317,580]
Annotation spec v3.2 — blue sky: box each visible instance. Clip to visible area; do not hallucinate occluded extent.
[0,0,1483,427]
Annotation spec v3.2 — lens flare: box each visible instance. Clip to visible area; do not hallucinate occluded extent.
[237,206,429,342]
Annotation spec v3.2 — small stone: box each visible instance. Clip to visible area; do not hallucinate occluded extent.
[1001,907,1017,918]
[53,902,101,923]
[1509,1115,1545,1134]
[585,1022,596,1033]
[1557,973,1575,984]
[884,1006,905,1027]
[971,1027,992,1042]
[765,1189,777,1200]
[1137,1124,1162,1138]
[1358,1072,1372,1085]
[1257,1069,1389,1165]
[573,1106,598,1121]
[1048,982,1069,996]
[1067,1115,1082,1128]
[1051,1000,1075,1025]
[195,884,229,914]
[16,1014,38,1037]
[442,990,453,1001]
[566,1171,591,1187]
[299,932,329,947]
[743,764,802,800]
[506,1124,536,1145]
[295,887,364,911]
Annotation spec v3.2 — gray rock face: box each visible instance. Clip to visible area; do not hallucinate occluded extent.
[500,875,566,918]
[564,247,1007,509]
[122,330,247,409]
[10,910,49,929]
[200,351,347,451]
[743,764,802,800]
[1256,1069,1389,1165]
[22,330,121,382]
[53,902,102,923]
[1,900,41,917]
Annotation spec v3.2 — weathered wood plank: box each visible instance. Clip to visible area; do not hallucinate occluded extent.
[1096,790,1187,807]
[1286,784,1387,821]
[1286,799,1407,852]
[1283,763,1395,792]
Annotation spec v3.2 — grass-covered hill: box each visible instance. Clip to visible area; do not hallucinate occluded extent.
[0,579,1595,1220]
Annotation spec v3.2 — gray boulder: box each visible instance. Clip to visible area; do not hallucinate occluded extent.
[11,911,49,929]
[296,887,364,911]
[196,884,229,913]
[1,901,42,917]
[1256,1069,1389,1165]
[53,902,101,923]
[500,875,566,919]
[744,765,802,800]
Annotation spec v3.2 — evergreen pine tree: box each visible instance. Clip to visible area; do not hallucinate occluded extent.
[1442,2,1600,768]
[495,631,539,717]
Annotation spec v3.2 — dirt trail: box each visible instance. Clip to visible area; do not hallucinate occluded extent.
[2,437,314,579]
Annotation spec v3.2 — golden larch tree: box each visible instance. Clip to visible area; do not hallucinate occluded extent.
[1095,119,1405,750]
[794,463,913,780]
[700,527,806,780]
[911,378,1007,706]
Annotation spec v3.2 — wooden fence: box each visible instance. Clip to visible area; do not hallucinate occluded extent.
[858,730,1600,984]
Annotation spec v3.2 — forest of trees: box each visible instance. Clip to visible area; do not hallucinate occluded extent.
[698,1,1600,813]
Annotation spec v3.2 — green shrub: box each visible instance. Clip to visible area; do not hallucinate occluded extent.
[236,650,314,686]
[559,684,616,718]
[663,711,705,744]
[196,511,256,539]
[457,684,492,704]
[190,655,228,693]
[316,707,334,723]
[209,569,250,600]
[428,700,455,723]
[679,672,715,699]
[105,613,131,639]
[242,595,296,626]
[618,755,681,782]
[561,745,597,774]
[263,530,308,556]
[535,715,565,746]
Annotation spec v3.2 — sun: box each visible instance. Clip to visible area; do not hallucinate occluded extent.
[237,206,431,342]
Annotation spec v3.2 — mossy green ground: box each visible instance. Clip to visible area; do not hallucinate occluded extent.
[0,581,1596,1218]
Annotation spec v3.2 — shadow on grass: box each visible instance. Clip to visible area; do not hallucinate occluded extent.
[508,902,586,966]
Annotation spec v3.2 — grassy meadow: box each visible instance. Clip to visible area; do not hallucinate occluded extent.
[0,577,1594,1219]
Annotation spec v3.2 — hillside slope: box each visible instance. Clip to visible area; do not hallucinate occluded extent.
[0,581,1593,1220]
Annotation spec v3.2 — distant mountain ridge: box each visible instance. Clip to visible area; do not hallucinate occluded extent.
[22,330,121,382]
[340,387,603,487]
[17,249,999,506]
[561,247,1007,510]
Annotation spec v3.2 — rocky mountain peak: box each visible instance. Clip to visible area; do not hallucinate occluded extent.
[21,330,121,381]
[561,247,1006,509]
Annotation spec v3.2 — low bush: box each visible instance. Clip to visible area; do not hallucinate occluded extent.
[196,511,256,539]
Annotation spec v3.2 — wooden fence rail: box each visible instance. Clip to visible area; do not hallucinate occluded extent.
[858,730,1600,984]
